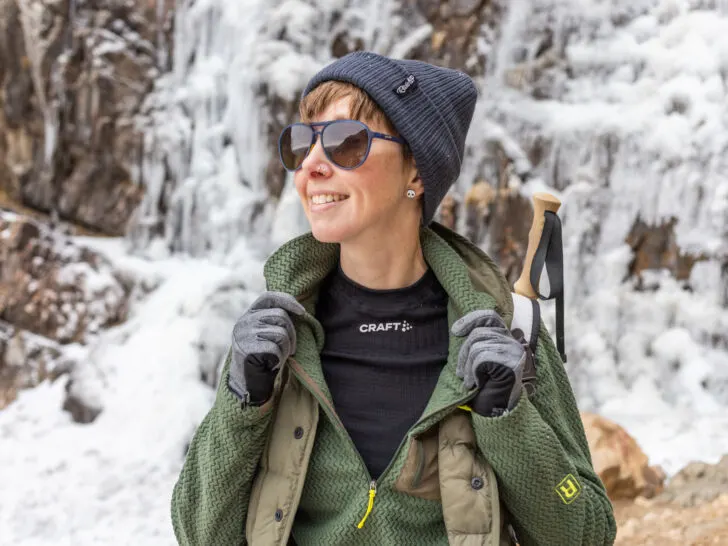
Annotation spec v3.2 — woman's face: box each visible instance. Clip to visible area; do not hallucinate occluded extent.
[293,96,420,244]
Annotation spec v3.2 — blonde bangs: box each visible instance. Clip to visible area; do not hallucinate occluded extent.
[299,81,394,133]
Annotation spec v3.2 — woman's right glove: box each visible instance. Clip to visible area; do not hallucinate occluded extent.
[451,309,527,417]
[228,291,305,405]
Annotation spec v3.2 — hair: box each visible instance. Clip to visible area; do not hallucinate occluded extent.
[299,81,413,162]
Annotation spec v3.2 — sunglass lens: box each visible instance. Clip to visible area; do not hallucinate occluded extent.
[280,124,313,170]
[323,121,370,169]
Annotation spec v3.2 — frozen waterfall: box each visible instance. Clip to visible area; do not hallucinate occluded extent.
[135,0,728,473]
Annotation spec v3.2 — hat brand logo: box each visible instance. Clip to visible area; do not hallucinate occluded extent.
[396,75,416,95]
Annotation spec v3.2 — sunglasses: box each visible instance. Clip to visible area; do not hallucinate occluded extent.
[278,119,405,172]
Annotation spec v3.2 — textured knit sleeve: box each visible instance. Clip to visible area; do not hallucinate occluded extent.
[471,326,617,546]
[171,351,275,546]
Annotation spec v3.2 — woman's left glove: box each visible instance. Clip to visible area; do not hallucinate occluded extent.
[451,310,527,417]
[228,291,305,405]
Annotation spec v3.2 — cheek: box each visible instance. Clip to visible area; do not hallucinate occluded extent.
[293,175,307,199]
[357,163,404,203]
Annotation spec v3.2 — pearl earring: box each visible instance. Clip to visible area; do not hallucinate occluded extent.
[406,189,416,199]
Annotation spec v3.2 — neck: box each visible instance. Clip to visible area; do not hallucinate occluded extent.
[339,220,427,290]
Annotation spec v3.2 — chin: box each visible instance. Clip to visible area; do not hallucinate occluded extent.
[310,224,351,244]
[309,219,363,244]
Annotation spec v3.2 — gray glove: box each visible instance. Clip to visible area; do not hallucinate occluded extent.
[228,291,305,405]
[451,310,526,417]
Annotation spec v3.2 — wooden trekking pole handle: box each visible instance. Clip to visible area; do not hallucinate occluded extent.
[513,192,562,299]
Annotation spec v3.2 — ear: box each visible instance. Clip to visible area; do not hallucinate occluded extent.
[405,157,424,197]
[407,175,424,198]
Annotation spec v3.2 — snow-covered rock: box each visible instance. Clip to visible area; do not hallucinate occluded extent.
[0,211,130,414]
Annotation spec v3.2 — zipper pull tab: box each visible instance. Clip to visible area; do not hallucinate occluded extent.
[356,480,377,529]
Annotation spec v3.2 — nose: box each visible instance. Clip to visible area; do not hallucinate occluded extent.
[299,134,332,179]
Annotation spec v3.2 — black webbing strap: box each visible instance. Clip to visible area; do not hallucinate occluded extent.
[529,211,567,363]
[528,297,540,355]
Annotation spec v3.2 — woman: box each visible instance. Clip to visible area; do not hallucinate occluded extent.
[171,51,616,546]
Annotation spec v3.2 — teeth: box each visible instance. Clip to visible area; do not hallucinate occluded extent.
[311,194,348,204]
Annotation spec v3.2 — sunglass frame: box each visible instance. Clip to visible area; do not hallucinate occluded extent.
[278,119,405,172]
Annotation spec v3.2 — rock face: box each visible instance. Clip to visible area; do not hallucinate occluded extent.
[0,211,130,412]
[459,181,534,288]
[581,412,666,500]
[626,216,708,285]
[0,0,172,235]
[615,456,728,545]
[407,0,501,78]
[0,0,170,415]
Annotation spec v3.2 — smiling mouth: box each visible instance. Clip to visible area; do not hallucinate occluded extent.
[310,194,349,205]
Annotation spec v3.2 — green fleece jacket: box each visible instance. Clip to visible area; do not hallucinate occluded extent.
[171,223,616,545]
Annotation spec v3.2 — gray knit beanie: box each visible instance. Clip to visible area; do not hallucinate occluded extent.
[302,51,478,225]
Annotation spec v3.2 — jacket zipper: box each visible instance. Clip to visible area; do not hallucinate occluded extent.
[356,480,377,528]
[288,359,378,525]
[288,358,476,528]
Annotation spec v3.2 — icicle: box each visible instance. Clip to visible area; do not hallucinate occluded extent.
[156,0,168,70]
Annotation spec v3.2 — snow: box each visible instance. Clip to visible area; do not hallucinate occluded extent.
[0,238,262,544]
[3,0,728,543]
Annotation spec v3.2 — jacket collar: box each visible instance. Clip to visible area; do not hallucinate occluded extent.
[263,222,513,324]
[263,223,515,415]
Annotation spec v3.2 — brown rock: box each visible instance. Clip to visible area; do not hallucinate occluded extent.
[0,0,170,235]
[437,193,459,230]
[463,180,496,242]
[451,0,483,17]
[615,492,728,545]
[581,412,666,500]
[484,188,532,287]
[658,455,728,507]
[405,0,501,79]
[626,215,708,285]
[460,175,532,287]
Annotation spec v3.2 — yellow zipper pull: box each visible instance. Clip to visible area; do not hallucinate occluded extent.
[356,480,377,529]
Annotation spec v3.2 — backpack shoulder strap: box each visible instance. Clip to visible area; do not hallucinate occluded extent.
[510,292,540,355]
